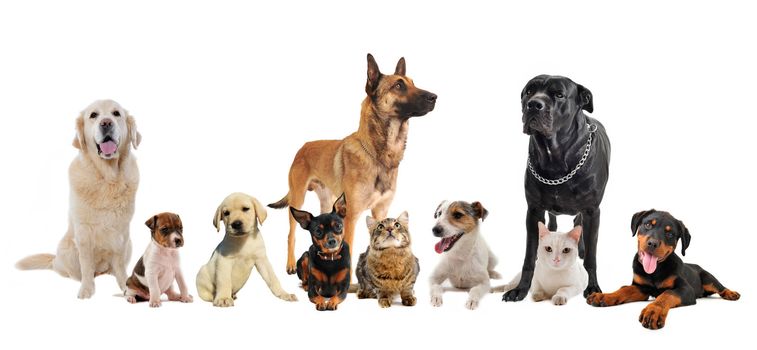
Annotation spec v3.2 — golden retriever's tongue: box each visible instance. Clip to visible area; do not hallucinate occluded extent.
[641,251,657,274]
[100,141,117,154]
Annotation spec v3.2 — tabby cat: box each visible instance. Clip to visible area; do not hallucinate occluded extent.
[355,211,420,308]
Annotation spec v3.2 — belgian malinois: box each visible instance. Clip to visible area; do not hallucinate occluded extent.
[269,53,437,274]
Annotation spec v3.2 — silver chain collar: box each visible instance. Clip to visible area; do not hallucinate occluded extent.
[527,123,598,186]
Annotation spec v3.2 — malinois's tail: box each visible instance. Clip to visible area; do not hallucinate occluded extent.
[16,253,55,270]
[268,194,289,209]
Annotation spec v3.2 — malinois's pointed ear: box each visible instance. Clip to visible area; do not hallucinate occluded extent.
[394,57,406,76]
[72,114,85,150]
[366,53,382,96]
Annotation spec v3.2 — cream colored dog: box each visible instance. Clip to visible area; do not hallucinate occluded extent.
[196,193,297,307]
[16,99,141,299]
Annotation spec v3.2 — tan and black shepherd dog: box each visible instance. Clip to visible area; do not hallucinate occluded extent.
[269,53,437,274]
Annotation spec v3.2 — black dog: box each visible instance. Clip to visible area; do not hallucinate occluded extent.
[587,210,740,330]
[504,75,611,302]
[290,194,351,311]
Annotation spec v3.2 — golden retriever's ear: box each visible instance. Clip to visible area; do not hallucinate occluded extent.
[72,114,85,150]
[127,114,141,150]
[213,204,224,232]
[251,197,267,225]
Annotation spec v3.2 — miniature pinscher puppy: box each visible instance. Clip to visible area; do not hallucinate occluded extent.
[290,194,350,311]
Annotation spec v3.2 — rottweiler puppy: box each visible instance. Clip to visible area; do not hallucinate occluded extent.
[587,209,740,330]
[290,194,350,311]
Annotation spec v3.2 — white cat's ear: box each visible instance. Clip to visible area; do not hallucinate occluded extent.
[397,211,409,226]
[537,221,550,239]
[366,215,376,229]
[567,225,583,243]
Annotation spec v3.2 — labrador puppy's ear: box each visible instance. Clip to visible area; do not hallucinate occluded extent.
[127,114,141,150]
[631,209,655,236]
[434,201,447,219]
[677,219,691,256]
[394,57,406,76]
[577,84,593,113]
[72,114,85,150]
[213,204,224,232]
[365,53,383,96]
[145,215,158,231]
[471,201,489,222]
[332,193,347,218]
[250,196,267,225]
[290,207,314,230]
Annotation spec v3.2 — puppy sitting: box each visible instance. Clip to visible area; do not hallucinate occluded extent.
[290,194,350,311]
[196,193,297,307]
[125,212,192,307]
[429,200,501,310]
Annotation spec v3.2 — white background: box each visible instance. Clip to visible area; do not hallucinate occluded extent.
[1,0,754,348]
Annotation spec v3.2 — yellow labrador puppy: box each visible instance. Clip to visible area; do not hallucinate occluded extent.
[196,193,297,307]
[16,99,141,299]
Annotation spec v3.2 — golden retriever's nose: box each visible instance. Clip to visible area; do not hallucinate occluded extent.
[100,118,114,129]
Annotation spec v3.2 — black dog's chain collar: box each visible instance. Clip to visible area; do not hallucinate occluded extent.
[527,123,598,186]
[317,246,343,261]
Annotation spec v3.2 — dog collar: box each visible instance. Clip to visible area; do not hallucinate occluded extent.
[358,139,379,162]
[317,247,343,261]
[527,123,597,186]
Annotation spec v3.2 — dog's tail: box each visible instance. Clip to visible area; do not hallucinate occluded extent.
[16,253,55,270]
[347,284,359,293]
[490,272,521,293]
[268,194,289,209]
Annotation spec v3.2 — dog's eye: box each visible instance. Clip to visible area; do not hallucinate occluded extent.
[394,222,401,229]
[89,112,98,119]
[378,224,384,230]
[644,223,652,230]
[223,210,230,217]
[112,110,121,117]
[562,248,571,254]
[242,207,250,212]
[555,92,564,98]
[334,223,343,232]
[394,81,405,90]
[545,246,552,252]
[665,232,674,239]
[160,228,169,234]
[526,89,532,95]
[453,212,463,219]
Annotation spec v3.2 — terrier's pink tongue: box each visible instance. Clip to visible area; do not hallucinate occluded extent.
[100,141,117,154]
[435,240,444,254]
[641,251,658,274]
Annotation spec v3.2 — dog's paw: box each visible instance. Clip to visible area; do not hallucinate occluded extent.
[213,297,234,307]
[280,293,298,302]
[552,295,568,305]
[465,298,479,310]
[721,289,740,301]
[639,303,668,330]
[126,296,137,304]
[401,295,417,306]
[586,293,618,307]
[489,270,502,279]
[502,287,528,302]
[149,299,162,308]
[315,301,329,311]
[531,291,548,302]
[286,263,297,275]
[583,284,602,298]
[378,298,392,308]
[430,295,443,307]
[179,295,193,303]
[77,283,95,299]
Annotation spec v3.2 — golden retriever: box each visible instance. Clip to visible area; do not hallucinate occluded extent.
[16,99,141,299]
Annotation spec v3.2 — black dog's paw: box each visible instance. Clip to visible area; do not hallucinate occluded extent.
[583,284,602,298]
[502,287,528,302]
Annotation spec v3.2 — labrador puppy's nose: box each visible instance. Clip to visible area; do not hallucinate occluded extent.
[231,221,243,230]
[432,225,444,237]
[527,100,544,111]
[647,239,660,250]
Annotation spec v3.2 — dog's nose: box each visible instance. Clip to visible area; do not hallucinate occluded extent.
[647,239,660,250]
[327,238,337,247]
[231,221,243,230]
[100,118,114,129]
[432,226,444,237]
[425,93,438,102]
[527,100,544,111]
[174,238,183,247]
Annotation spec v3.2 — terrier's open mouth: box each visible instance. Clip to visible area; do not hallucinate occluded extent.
[435,232,463,254]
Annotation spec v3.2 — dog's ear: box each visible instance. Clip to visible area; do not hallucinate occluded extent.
[290,207,314,230]
[567,225,583,243]
[145,215,158,231]
[365,215,376,229]
[127,114,142,150]
[538,221,550,239]
[631,209,655,236]
[250,196,267,225]
[434,201,446,219]
[471,201,489,222]
[332,193,347,218]
[365,53,382,96]
[72,114,85,150]
[577,84,593,113]
[677,219,691,256]
[394,57,406,76]
[213,204,224,232]
[397,210,409,227]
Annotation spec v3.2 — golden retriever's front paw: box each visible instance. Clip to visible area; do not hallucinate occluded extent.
[213,297,234,307]
[77,283,95,299]
[149,299,162,308]
[279,293,298,302]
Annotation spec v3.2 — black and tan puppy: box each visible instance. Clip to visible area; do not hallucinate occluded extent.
[504,75,610,302]
[587,210,740,330]
[290,194,351,311]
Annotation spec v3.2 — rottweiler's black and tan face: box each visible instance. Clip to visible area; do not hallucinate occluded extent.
[631,209,691,274]
[291,194,348,254]
[365,54,437,120]
[145,212,184,249]
[521,75,593,137]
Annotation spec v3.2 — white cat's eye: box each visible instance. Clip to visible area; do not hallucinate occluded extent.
[562,248,571,254]
[545,246,552,252]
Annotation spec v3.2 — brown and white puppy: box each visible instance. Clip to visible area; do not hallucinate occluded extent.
[16,99,141,299]
[125,212,192,307]
[268,54,437,275]
[429,200,501,310]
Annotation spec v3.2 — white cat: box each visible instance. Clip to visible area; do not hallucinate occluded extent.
[499,222,588,305]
